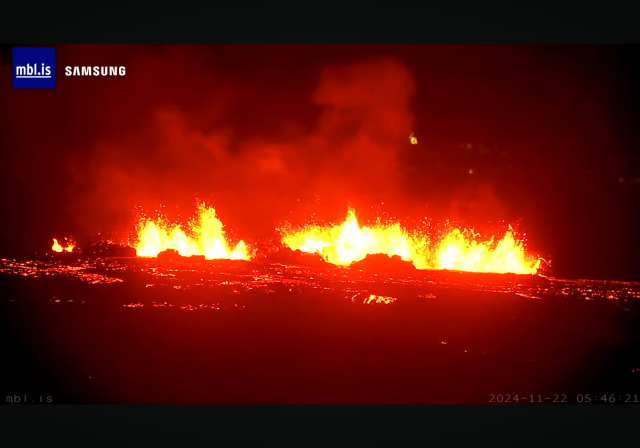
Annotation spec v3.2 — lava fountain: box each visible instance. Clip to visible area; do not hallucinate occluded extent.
[280,208,543,274]
[135,204,250,260]
[434,227,542,274]
[52,238,75,253]
[281,208,430,269]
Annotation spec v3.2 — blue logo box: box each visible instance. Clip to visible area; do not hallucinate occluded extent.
[12,47,56,89]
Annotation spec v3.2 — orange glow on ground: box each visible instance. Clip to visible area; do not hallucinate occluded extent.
[134,204,250,260]
[280,208,542,274]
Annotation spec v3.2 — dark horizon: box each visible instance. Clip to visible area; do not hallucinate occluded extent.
[1,44,638,281]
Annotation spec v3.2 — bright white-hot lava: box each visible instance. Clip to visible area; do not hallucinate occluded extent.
[280,208,542,274]
[281,208,430,269]
[52,238,75,253]
[135,204,249,260]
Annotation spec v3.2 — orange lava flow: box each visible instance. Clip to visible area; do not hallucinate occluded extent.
[135,204,250,260]
[52,238,74,253]
[364,294,396,304]
[280,208,543,275]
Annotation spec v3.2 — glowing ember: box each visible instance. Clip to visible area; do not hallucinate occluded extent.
[52,238,75,253]
[281,208,543,275]
[135,204,250,260]
[281,208,430,269]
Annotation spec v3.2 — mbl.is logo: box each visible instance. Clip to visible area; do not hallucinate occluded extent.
[12,47,56,89]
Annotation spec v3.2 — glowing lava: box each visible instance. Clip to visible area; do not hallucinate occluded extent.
[52,238,75,253]
[434,228,541,275]
[364,294,396,304]
[280,208,542,274]
[135,204,250,260]
[281,208,430,269]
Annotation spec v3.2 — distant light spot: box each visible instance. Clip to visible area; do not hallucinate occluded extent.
[468,169,474,174]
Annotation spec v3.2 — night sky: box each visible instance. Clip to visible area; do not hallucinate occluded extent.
[0,44,638,280]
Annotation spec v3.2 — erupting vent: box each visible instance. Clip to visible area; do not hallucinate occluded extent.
[280,208,542,274]
[51,238,75,253]
[134,204,249,260]
[50,203,543,275]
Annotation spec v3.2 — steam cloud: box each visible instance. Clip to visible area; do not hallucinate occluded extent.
[70,53,418,238]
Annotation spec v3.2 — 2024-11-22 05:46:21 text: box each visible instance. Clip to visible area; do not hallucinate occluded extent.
[489,394,639,403]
